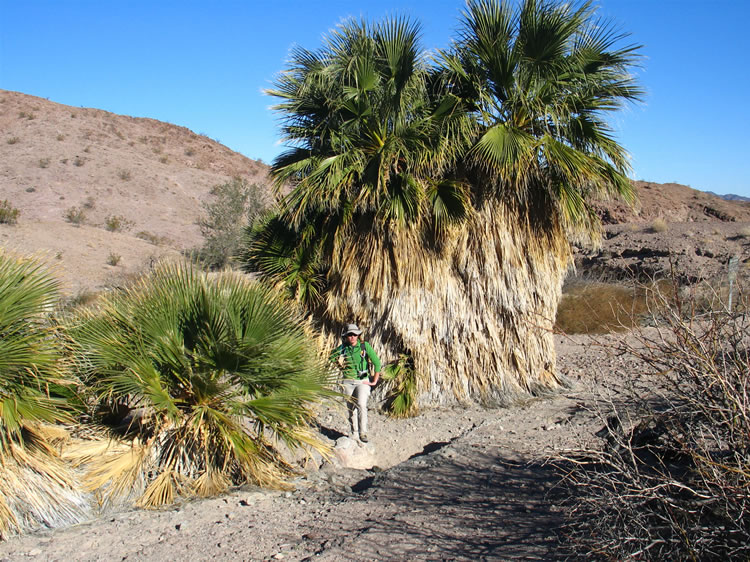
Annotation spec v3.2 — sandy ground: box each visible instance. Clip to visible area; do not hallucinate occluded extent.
[0,333,642,561]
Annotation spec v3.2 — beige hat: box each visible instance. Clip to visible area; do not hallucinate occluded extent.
[341,323,362,336]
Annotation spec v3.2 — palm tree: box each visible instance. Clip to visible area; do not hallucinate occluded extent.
[65,263,333,508]
[245,1,641,406]
[0,252,89,538]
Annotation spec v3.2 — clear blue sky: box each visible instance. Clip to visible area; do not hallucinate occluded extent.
[2,0,748,197]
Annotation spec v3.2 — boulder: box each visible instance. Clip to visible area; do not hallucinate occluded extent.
[332,437,377,470]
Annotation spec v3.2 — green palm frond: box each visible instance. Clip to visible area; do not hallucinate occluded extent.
[444,0,643,234]
[0,252,88,537]
[66,263,335,507]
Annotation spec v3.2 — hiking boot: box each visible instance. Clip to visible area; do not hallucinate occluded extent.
[359,433,368,443]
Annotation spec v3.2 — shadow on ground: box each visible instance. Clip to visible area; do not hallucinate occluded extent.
[308,445,567,561]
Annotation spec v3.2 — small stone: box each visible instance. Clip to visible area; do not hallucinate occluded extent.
[28,549,41,556]
[273,553,285,559]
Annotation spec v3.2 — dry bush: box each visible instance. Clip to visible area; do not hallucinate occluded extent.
[650,217,668,233]
[0,200,20,225]
[104,215,133,232]
[64,206,86,225]
[557,281,750,559]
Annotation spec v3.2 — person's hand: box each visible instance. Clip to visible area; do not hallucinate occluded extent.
[365,373,380,386]
[337,356,346,368]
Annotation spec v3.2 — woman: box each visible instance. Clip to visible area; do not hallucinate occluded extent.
[332,323,381,442]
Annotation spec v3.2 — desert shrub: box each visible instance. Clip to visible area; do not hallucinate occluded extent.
[39,158,50,169]
[159,155,168,164]
[0,200,20,225]
[64,206,86,225]
[104,215,133,232]
[650,217,668,233]
[6,137,19,145]
[135,231,168,245]
[106,253,121,266]
[73,156,85,167]
[56,134,65,141]
[116,169,131,181]
[64,263,333,508]
[82,196,95,210]
[194,177,268,270]
[558,280,750,559]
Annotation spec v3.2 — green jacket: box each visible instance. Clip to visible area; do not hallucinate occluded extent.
[331,341,382,379]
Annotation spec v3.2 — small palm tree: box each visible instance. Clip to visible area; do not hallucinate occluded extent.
[0,252,88,538]
[65,263,333,508]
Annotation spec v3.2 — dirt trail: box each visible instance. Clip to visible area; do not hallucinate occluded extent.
[0,335,631,561]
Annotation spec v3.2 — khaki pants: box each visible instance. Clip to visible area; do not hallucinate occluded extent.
[341,378,370,436]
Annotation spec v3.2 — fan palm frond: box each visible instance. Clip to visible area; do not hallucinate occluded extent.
[66,263,334,508]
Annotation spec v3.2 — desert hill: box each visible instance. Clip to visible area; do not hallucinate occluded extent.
[0,89,271,296]
[1,89,749,296]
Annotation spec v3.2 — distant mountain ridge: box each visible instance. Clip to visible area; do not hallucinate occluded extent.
[706,191,750,202]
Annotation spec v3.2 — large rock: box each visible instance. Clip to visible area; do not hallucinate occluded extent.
[333,437,377,470]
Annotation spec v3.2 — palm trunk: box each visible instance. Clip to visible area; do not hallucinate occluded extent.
[325,199,571,406]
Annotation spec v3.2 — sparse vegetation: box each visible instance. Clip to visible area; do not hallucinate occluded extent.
[64,206,86,225]
[82,196,96,210]
[194,177,267,270]
[106,252,121,266]
[56,134,65,141]
[18,111,35,120]
[117,169,131,181]
[104,214,133,232]
[136,231,168,246]
[25,187,35,193]
[73,156,85,167]
[184,148,195,157]
[38,158,50,169]
[0,200,20,225]
[159,155,168,164]
[650,217,668,233]
[6,137,19,145]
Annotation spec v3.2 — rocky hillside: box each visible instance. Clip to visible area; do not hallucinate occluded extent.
[0,89,271,296]
[1,89,748,295]
[580,182,750,283]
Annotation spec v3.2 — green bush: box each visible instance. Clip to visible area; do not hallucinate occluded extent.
[0,200,20,225]
[194,177,268,270]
